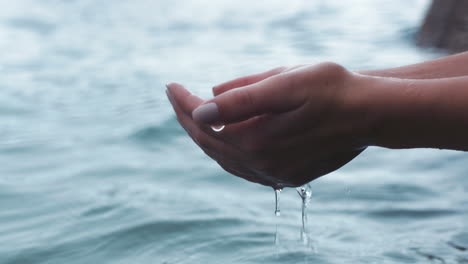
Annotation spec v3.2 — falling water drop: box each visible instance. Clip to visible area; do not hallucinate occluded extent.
[211,125,225,132]
[274,188,282,216]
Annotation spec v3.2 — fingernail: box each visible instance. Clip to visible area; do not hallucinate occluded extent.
[165,86,174,104]
[212,86,217,95]
[192,102,220,124]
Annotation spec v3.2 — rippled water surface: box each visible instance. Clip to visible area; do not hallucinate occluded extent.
[1,0,468,263]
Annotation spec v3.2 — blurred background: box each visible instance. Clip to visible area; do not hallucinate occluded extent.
[1,0,468,263]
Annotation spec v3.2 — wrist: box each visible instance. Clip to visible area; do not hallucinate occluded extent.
[363,76,414,149]
[356,75,442,149]
[343,73,389,147]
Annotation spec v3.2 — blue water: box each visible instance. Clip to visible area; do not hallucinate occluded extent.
[1,0,468,263]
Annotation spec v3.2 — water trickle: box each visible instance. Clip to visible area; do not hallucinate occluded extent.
[274,223,280,246]
[211,125,225,132]
[274,188,282,216]
[297,183,312,244]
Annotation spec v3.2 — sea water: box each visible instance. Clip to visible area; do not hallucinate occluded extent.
[1,0,468,263]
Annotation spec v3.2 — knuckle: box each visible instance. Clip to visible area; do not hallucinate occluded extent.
[236,89,254,107]
[316,61,348,79]
[275,71,303,97]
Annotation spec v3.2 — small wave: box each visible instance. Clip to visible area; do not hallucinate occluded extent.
[6,17,56,35]
[0,105,33,117]
[2,218,246,264]
[411,248,446,264]
[448,241,467,252]
[128,118,185,148]
[365,208,458,220]
[382,251,418,263]
[322,183,436,202]
[248,250,327,264]
[449,232,468,252]
[80,204,118,218]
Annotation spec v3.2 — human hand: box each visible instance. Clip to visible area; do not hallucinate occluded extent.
[166,62,374,188]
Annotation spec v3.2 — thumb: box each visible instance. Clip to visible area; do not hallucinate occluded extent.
[192,74,303,125]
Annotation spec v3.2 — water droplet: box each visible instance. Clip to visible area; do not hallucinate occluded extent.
[211,125,225,132]
[274,188,282,216]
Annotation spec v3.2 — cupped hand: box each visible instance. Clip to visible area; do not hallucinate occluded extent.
[166,62,374,188]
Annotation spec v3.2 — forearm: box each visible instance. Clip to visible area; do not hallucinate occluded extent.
[361,75,468,151]
[358,51,468,79]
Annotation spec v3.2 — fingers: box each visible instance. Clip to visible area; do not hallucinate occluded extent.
[166,83,246,162]
[166,83,277,187]
[166,82,204,115]
[212,65,311,96]
[193,72,306,125]
[167,82,249,145]
[212,67,287,96]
